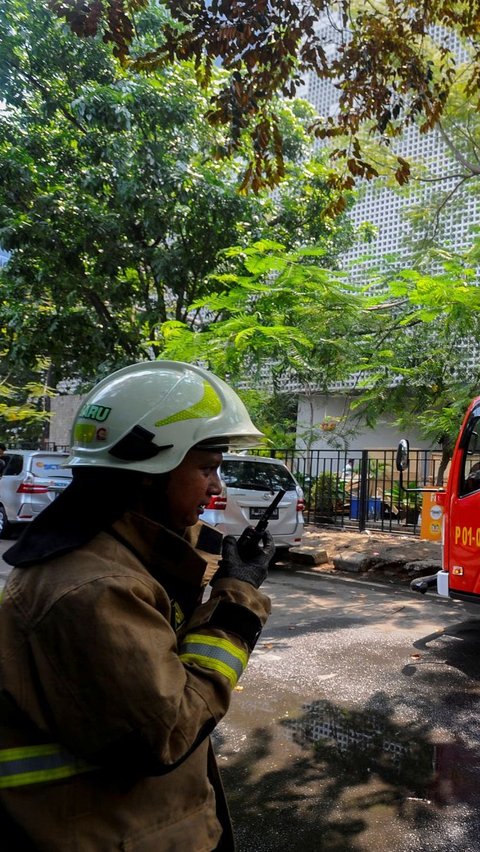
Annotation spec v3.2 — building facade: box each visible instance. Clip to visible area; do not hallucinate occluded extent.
[296,23,480,454]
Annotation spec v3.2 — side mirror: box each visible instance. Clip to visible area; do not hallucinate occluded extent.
[396,438,410,472]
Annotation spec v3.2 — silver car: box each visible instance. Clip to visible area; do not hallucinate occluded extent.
[0,450,72,538]
[201,453,305,553]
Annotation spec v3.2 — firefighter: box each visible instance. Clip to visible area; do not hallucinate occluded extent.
[0,361,274,851]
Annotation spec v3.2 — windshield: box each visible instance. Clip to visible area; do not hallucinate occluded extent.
[221,460,296,492]
[460,413,480,496]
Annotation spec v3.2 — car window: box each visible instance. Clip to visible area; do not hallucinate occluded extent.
[221,460,296,491]
[2,454,24,476]
[460,414,480,496]
[29,455,71,478]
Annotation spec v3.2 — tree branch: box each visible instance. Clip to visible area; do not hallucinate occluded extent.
[10,62,88,134]
[437,122,480,176]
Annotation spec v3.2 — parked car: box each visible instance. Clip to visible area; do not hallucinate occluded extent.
[0,450,72,538]
[202,453,305,555]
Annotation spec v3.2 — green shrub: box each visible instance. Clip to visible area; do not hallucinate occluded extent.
[310,472,344,515]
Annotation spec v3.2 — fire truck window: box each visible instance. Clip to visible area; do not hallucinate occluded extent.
[461,419,480,495]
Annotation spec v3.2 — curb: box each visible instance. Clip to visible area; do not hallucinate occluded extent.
[271,564,457,607]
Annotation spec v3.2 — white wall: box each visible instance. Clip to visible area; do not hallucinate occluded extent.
[49,390,434,458]
[296,392,434,452]
[49,394,85,448]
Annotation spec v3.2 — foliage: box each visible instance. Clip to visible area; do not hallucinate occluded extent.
[50,0,480,195]
[5,2,480,454]
[159,240,368,390]
[385,481,422,513]
[310,472,343,516]
[348,243,480,464]
[236,389,298,450]
[157,231,480,464]
[0,380,53,445]
[0,0,355,397]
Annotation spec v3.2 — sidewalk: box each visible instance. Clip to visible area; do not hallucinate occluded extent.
[283,525,441,586]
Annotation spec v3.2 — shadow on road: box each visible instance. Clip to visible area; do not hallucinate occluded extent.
[218,685,480,851]
[412,618,480,681]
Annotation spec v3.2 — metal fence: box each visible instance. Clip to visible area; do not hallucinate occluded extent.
[7,442,71,453]
[5,442,444,536]
[254,447,446,535]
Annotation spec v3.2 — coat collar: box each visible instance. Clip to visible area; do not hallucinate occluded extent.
[111,512,222,591]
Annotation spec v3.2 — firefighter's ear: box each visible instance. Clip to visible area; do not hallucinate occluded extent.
[141,473,169,489]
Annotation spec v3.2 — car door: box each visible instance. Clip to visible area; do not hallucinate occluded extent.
[447,403,480,597]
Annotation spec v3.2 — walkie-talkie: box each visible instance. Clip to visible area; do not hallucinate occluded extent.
[237,489,286,560]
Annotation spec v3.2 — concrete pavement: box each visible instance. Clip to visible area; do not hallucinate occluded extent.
[284,525,442,583]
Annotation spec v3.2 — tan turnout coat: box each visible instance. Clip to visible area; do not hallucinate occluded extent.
[0,512,270,851]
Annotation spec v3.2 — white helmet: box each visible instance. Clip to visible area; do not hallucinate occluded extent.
[66,361,264,473]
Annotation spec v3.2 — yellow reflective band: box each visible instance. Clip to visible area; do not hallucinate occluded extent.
[0,743,96,789]
[0,743,61,762]
[155,382,222,428]
[179,653,239,688]
[0,763,94,789]
[179,633,248,688]
[182,634,248,668]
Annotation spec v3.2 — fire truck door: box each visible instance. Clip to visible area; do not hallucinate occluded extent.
[449,407,480,596]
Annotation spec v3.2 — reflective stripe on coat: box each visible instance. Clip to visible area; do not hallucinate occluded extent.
[0,512,270,850]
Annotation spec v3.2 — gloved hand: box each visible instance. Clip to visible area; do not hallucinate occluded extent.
[211,531,275,589]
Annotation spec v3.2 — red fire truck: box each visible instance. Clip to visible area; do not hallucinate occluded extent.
[399,396,480,604]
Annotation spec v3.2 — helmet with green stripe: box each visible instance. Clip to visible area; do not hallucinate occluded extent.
[66,360,264,473]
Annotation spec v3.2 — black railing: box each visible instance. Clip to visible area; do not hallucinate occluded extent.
[2,443,442,536]
[5,442,70,453]
[253,447,445,535]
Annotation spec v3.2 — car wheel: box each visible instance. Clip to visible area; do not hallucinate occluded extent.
[0,505,10,539]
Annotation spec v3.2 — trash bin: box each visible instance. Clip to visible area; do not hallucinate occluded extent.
[350,497,381,519]
[420,492,442,541]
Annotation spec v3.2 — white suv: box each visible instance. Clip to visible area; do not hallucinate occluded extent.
[202,453,304,553]
[0,450,72,538]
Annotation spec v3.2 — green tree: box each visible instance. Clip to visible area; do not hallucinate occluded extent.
[159,240,367,390]
[157,235,480,462]
[0,380,53,445]
[0,0,356,443]
[0,5,259,381]
[157,240,370,445]
[50,0,480,194]
[350,247,480,475]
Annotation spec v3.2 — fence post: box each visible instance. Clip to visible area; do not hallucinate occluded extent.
[358,450,369,532]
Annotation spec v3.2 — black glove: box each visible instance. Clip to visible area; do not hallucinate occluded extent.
[211,531,275,589]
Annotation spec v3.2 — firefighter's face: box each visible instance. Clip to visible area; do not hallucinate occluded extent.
[166,449,223,530]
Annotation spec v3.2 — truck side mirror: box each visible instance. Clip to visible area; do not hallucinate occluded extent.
[396,439,410,472]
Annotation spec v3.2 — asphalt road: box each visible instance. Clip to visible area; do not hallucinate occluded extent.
[218,568,480,852]
[1,544,480,850]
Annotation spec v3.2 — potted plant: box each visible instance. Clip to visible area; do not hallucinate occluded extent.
[384,481,422,526]
[311,472,345,522]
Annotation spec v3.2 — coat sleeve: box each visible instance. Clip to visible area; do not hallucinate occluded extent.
[27,570,270,774]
